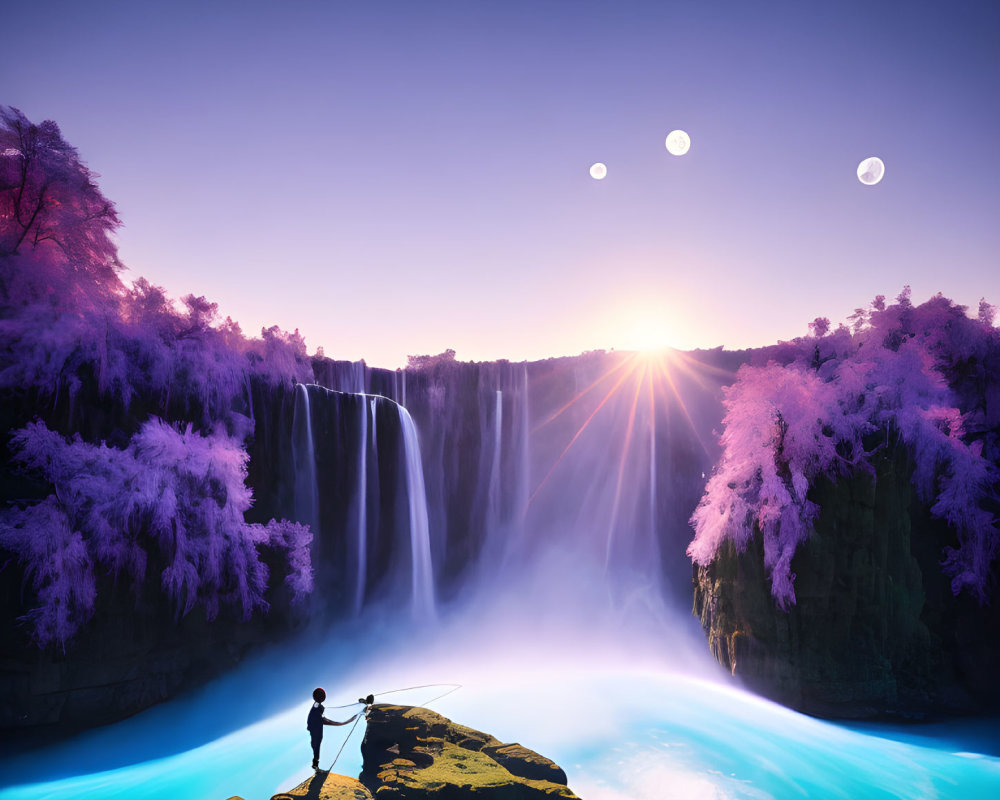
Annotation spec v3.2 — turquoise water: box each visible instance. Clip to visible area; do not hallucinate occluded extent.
[2,620,998,800]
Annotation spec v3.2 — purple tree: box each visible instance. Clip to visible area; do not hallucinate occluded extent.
[0,420,312,648]
[0,106,122,309]
[689,293,999,607]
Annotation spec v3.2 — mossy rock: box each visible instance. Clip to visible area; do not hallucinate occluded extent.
[271,771,374,800]
[360,705,578,799]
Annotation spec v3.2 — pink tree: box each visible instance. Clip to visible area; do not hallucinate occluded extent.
[690,293,999,607]
[0,106,122,310]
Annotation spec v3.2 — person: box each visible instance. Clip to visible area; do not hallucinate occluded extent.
[307,687,358,770]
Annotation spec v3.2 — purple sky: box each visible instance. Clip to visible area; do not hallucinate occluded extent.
[2,0,998,368]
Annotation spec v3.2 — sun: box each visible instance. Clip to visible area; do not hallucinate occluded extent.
[620,316,676,354]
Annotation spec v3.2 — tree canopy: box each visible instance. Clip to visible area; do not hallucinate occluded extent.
[0,107,316,648]
[689,291,999,608]
[1,105,123,310]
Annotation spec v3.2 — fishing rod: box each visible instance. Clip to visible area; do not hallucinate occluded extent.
[325,683,463,771]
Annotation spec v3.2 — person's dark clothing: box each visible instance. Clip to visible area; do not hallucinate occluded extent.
[308,701,358,768]
[307,702,327,735]
[308,702,330,766]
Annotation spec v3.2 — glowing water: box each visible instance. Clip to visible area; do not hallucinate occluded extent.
[398,406,435,618]
[2,618,997,800]
[5,355,997,799]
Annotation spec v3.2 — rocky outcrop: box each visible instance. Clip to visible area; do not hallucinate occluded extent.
[358,704,578,798]
[257,705,578,800]
[694,442,1000,719]
[270,771,374,799]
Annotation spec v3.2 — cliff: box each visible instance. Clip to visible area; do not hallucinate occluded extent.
[693,443,1000,718]
[2,348,733,742]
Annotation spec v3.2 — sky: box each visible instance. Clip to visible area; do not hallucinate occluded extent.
[2,0,998,368]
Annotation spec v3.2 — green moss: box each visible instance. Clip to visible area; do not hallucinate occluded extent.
[360,705,579,799]
[378,740,573,796]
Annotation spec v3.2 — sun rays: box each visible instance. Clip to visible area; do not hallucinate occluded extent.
[525,348,726,522]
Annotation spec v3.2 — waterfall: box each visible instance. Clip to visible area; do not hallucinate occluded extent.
[516,363,530,524]
[244,374,254,423]
[398,406,435,618]
[649,384,657,537]
[486,389,502,529]
[291,384,319,534]
[281,352,728,621]
[287,385,437,619]
[353,396,369,614]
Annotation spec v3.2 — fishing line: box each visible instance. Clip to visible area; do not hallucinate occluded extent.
[323,683,462,772]
[327,712,364,771]
[370,682,463,707]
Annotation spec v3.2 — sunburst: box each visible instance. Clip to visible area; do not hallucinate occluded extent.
[526,348,722,522]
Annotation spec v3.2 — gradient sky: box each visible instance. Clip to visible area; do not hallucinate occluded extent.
[2,0,998,368]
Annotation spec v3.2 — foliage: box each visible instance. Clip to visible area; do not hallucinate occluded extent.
[0,497,96,649]
[0,107,312,424]
[0,107,316,649]
[689,291,999,608]
[407,349,457,370]
[0,420,312,648]
[0,106,123,310]
[0,276,313,426]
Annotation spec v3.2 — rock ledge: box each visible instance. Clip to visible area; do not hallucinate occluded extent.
[260,704,579,799]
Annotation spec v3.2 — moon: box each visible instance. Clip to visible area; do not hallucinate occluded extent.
[857,156,885,186]
[589,162,607,180]
[665,129,690,156]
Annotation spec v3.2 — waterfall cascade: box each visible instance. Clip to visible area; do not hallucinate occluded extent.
[352,396,369,614]
[398,406,435,619]
[291,384,319,536]
[288,382,440,619]
[486,389,502,532]
[291,351,732,619]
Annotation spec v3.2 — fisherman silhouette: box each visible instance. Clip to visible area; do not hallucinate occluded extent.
[307,687,358,770]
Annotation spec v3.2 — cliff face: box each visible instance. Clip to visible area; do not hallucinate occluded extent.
[1,378,413,741]
[694,443,1000,718]
[1,349,737,742]
[0,378,308,742]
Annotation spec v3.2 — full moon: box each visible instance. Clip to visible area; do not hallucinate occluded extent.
[857,156,885,186]
[665,129,690,156]
[589,162,607,180]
